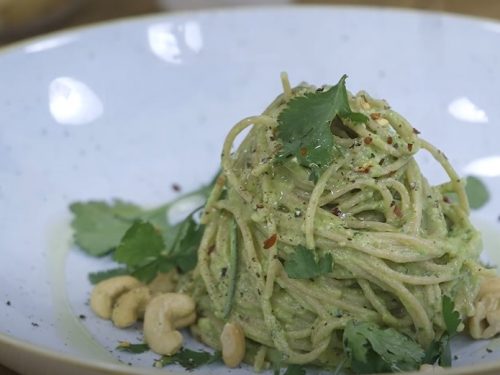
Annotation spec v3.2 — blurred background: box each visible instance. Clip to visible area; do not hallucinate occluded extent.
[2,0,500,46]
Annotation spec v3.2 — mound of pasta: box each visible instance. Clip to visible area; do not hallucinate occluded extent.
[181,75,491,371]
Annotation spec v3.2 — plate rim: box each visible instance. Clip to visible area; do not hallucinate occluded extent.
[2,3,500,56]
[1,4,499,374]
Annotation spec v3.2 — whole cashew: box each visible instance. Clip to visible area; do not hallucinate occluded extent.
[111,286,151,328]
[220,322,246,368]
[469,276,500,339]
[90,276,142,319]
[143,293,196,356]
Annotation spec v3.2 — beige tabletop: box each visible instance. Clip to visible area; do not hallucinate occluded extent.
[0,0,499,374]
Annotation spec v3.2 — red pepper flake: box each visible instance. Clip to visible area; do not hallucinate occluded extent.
[370,113,381,120]
[208,245,215,255]
[393,205,402,218]
[443,196,451,203]
[331,207,343,216]
[364,136,373,145]
[263,234,277,249]
[300,147,308,156]
[387,136,393,145]
[413,127,421,134]
[407,143,413,152]
[171,183,181,192]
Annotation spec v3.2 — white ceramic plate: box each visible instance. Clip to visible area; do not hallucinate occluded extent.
[1,5,500,375]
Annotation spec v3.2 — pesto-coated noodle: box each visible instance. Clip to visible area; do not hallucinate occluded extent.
[180,76,491,370]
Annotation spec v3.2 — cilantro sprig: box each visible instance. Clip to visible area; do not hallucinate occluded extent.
[116,344,221,371]
[343,321,424,373]
[342,296,462,374]
[116,342,150,354]
[110,217,203,283]
[283,246,332,279]
[276,75,368,182]
[154,349,221,370]
[70,173,217,283]
[423,295,461,367]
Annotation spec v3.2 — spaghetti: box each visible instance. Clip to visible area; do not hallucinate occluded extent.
[181,75,491,370]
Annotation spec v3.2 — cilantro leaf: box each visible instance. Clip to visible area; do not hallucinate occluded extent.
[422,297,461,367]
[110,210,204,283]
[155,349,221,370]
[465,176,490,210]
[70,173,218,257]
[88,267,129,284]
[442,295,460,335]
[71,172,220,283]
[277,75,368,180]
[284,246,332,279]
[130,258,172,283]
[423,335,452,367]
[114,221,165,266]
[167,214,204,273]
[343,321,424,373]
[69,200,144,256]
[116,342,150,353]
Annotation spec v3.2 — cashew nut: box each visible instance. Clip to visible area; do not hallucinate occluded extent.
[147,270,178,295]
[143,293,196,356]
[469,276,500,339]
[90,276,142,319]
[220,322,246,368]
[111,286,151,328]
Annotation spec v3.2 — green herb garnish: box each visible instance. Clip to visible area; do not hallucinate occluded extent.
[343,321,424,373]
[284,246,332,279]
[442,295,461,335]
[277,75,368,182]
[70,173,217,283]
[116,342,150,354]
[465,176,490,209]
[154,349,221,370]
[423,296,461,367]
[109,213,203,283]
[69,200,145,256]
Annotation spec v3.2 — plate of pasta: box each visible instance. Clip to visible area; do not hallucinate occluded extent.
[1,5,500,375]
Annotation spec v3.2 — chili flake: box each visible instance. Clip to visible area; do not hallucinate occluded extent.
[263,234,278,249]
